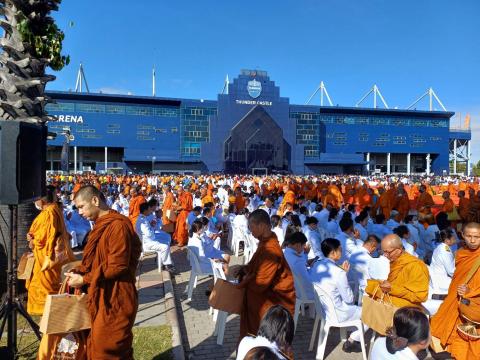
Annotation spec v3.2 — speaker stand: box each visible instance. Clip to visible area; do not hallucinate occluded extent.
[0,205,41,359]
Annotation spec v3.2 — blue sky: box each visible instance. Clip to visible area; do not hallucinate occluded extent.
[49,0,480,161]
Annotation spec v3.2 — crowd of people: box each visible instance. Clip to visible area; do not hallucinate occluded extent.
[24,173,480,359]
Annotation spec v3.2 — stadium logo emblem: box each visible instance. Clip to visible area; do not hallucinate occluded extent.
[247,79,262,99]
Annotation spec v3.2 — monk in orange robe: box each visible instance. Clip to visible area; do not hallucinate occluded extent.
[173,186,193,246]
[373,187,391,218]
[415,184,435,218]
[234,187,246,212]
[67,185,141,360]
[278,185,296,216]
[128,187,145,227]
[441,191,455,214]
[27,188,75,315]
[161,185,175,230]
[393,188,410,222]
[236,210,295,338]
[366,234,429,309]
[431,222,480,359]
[201,187,214,206]
[458,190,470,221]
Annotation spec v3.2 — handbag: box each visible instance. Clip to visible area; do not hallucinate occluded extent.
[458,257,480,324]
[361,286,399,335]
[166,209,177,222]
[208,278,245,315]
[37,329,88,360]
[17,252,35,280]
[447,206,460,221]
[39,279,91,334]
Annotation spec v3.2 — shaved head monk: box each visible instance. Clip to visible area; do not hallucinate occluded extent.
[66,185,142,359]
[366,234,429,308]
[431,222,480,359]
[236,209,296,339]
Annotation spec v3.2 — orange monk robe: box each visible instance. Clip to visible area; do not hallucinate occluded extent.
[173,191,193,246]
[375,191,392,218]
[358,190,373,211]
[431,246,480,359]
[128,194,146,227]
[442,198,454,213]
[278,190,296,216]
[235,194,246,211]
[394,193,410,221]
[458,196,470,221]
[72,182,82,195]
[328,185,343,208]
[366,252,429,309]
[162,192,175,226]
[26,203,75,315]
[202,194,214,206]
[239,233,296,338]
[74,211,141,360]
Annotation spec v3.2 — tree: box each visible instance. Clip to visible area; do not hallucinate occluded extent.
[472,160,480,176]
[0,0,69,296]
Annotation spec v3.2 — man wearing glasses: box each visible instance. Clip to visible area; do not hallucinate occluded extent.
[365,234,429,308]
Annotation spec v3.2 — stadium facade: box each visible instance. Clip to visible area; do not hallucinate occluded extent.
[45,69,471,175]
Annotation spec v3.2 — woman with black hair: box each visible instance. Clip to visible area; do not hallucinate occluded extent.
[371,307,430,359]
[429,228,456,296]
[187,219,228,274]
[236,305,293,360]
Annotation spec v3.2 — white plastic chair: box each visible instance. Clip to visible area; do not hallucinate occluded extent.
[309,283,367,360]
[186,246,213,301]
[210,259,230,345]
[292,273,316,332]
[232,224,245,257]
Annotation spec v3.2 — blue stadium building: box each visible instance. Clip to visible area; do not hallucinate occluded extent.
[45,69,471,175]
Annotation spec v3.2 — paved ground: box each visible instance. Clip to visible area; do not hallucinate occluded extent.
[170,245,374,360]
[135,255,168,327]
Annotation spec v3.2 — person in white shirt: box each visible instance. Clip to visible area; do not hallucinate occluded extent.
[336,216,363,261]
[258,196,277,217]
[271,215,285,246]
[303,216,326,260]
[371,214,393,241]
[404,215,422,258]
[354,211,369,242]
[429,228,456,295]
[326,208,340,236]
[310,238,368,354]
[316,204,331,231]
[370,307,430,360]
[188,220,229,274]
[283,232,314,301]
[135,202,175,273]
[393,225,419,258]
[348,234,380,294]
[187,206,202,231]
[236,305,293,360]
[386,210,401,231]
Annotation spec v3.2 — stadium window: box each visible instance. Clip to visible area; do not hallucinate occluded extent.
[359,133,369,141]
[155,128,167,133]
[76,103,105,113]
[171,127,178,133]
[107,124,120,129]
[45,102,75,112]
[105,105,125,114]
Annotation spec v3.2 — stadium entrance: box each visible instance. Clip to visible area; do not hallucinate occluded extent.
[224,106,290,174]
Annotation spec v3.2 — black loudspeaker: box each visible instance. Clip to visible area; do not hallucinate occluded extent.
[0,120,46,205]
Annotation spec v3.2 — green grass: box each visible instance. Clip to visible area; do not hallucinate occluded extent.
[0,323,173,360]
[133,325,173,360]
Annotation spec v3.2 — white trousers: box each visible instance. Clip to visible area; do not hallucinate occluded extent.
[144,235,172,266]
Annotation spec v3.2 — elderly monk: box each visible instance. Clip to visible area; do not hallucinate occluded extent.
[366,234,429,308]
[161,185,175,231]
[66,185,141,360]
[26,186,75,315]
[128,186,146,227]
[431,222,480,359]
[278,185,296,216]
[236,209,296,339]
[173,186,193,247]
